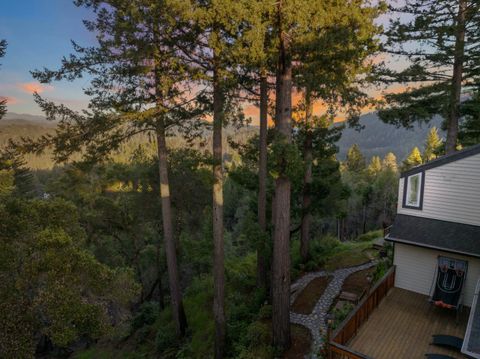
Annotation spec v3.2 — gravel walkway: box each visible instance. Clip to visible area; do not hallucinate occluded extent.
[290,261,377,358]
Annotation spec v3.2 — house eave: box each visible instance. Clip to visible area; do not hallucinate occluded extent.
[385,234,480,259]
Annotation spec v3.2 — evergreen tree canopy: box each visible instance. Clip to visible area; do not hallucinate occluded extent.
[423,127,443,162]
[460,91,480,146]
[30,0,205,162]
[402,146,423,171]
[367,155,382,177]
[345,144,366,173]
[379,0,480,153]
[382,152,398,173]
[0,197,139,358]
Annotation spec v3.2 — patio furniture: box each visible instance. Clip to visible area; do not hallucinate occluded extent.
[431,334,464,351]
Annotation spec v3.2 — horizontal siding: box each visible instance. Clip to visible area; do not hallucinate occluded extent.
[393,243,480,306]
[398,153,480,226]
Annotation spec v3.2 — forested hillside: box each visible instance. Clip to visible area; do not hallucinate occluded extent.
[337,114,445,161]
[1,0,479,358]
[1,112,445,169]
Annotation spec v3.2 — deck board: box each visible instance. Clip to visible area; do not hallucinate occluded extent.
[348,287,469,359]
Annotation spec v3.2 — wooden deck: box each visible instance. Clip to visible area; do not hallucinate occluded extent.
[349,287,469,359]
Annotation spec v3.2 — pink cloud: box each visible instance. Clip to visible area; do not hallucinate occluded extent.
[18,82,54,94]
[1,96,19,105]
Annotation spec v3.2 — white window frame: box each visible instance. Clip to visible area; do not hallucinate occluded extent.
[404,172,423,209]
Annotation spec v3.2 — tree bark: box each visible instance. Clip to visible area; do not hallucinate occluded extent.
[300,90,313,263]
[272,0,292,351]
[257,73,268,289]
[156,240,165,310]
[212,57,226,359]
[446,0,466,154]
[156,122,188,337]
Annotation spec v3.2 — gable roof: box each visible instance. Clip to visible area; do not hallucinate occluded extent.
[386,214,480,258]
[401,143,480,178]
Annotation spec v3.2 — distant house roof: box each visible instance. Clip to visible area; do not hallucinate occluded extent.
[401,143,480,178]
[386,214,480,258]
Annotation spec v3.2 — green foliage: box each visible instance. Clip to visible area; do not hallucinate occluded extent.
[423,127,443,162]
[155,322,178,353]
[460,91,480,146]
[0,197,140,357]
[270,140,303,181]
[402,147,423,171]
[345,144,366,172]
[373,260,388,283]
[356,229,383,242]
[378,0,480,145]
[132,302,159,332]
[292,235,355,276]
[331,302,354,330]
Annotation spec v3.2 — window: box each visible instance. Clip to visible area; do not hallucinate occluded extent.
[403,172,424,209]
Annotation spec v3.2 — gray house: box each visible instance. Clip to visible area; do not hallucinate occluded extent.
[386,144,480,358]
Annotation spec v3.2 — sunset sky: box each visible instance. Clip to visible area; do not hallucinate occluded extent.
[0,1,408,121]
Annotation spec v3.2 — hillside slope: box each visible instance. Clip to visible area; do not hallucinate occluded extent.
[337,113,444,161]
[1,112,444,168]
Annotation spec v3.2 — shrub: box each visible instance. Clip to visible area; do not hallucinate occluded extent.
[356,229,383,242]
[257,304,272,320]
[373,261,388,282]
[155,323,177,353]
[131,302,158,332]
[332,302,354,330]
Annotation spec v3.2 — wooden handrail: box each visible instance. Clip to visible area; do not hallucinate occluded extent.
[329,342,373,359]
[327,265,396,358]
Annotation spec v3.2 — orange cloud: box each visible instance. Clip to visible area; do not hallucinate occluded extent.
[18,82,53,94]
[1,96,19,105]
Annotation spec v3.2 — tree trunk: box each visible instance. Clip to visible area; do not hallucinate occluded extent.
[300,90,313,263]
[156,122,188,337]
[446,0,466,154]
[272,0,292,351]
[156,241,165,310]
[212,58,226,359]
[257,73,268,289]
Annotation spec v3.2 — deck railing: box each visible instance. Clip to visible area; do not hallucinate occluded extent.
[327,266,396,359]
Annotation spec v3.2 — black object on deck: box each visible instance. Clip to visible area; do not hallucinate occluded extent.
[431,335,464,351]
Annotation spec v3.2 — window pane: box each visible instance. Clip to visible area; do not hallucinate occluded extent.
[407,173,422,207]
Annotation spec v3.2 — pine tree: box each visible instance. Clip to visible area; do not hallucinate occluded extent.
[269,0,384,350]
[460,91,480,146]
[423,127,443,162]
[403,147,423,171]
[379,0,480,154]
[177,2,260,355]
[382,152,398,173]
[293,0,384,262]
[367,156,382,177]
[0,40,7,120]
[345,144,366,173]
[30,0,196,338]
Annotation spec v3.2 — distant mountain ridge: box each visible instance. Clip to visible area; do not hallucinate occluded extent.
[3,112,50,124]
[336,113,445,161]
[1,112,445,166]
